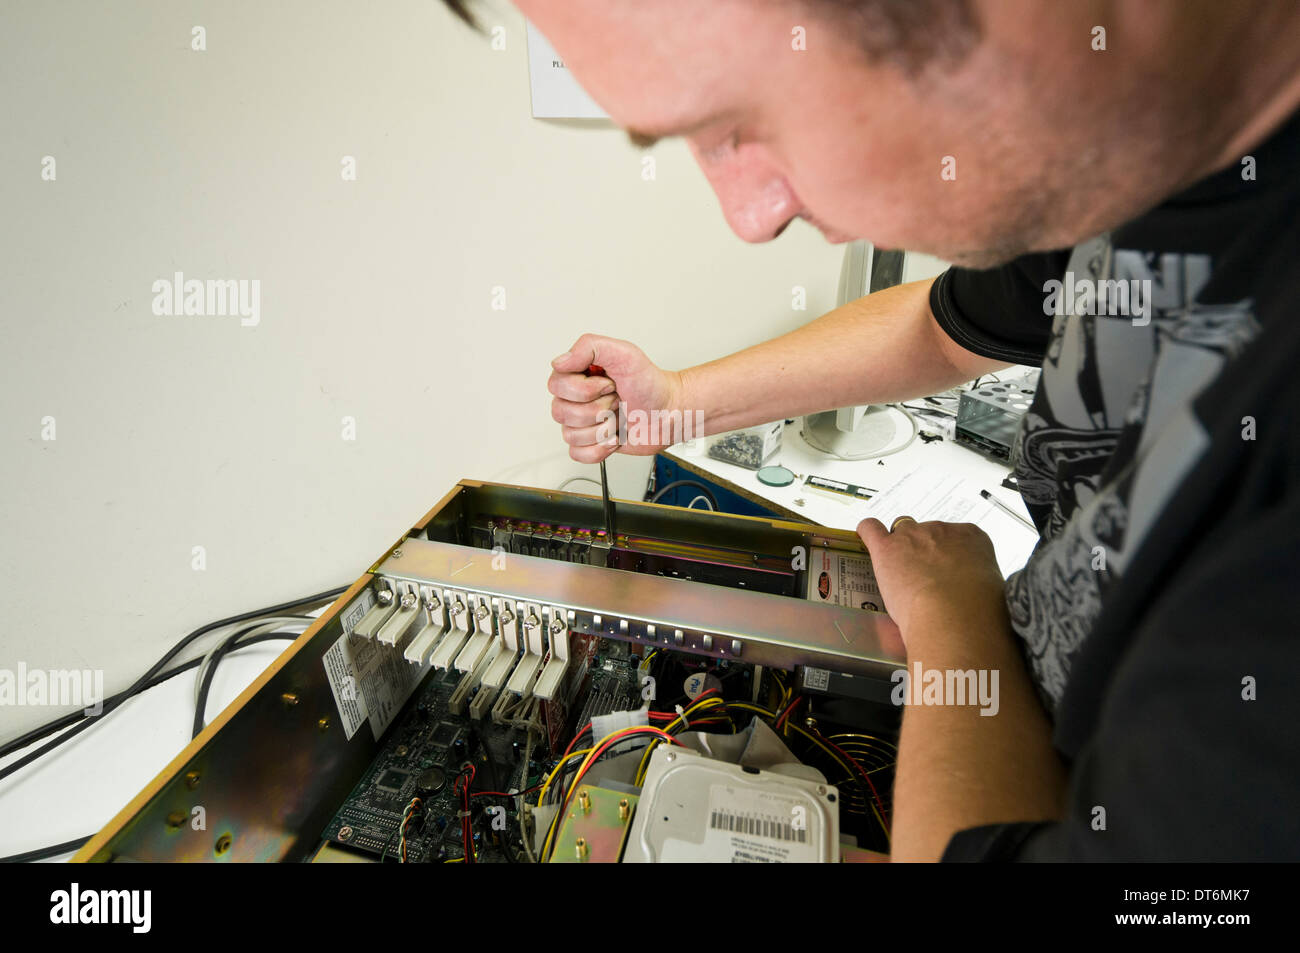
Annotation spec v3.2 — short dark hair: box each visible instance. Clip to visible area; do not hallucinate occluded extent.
[812,0,979,75]
[439,1,979,76]
[441,0,477,29]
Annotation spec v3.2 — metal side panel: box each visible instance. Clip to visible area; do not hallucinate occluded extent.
[375,538,905,678]
[73,575,386,863]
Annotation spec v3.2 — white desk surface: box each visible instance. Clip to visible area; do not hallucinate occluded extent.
[0,641,290,862]
[662,412,1039,579]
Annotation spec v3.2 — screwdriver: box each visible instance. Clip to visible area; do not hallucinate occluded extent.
[586,364,617,542]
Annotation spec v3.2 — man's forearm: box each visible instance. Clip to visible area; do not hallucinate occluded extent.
[889,598,1067,862]
[676,277,1011,435]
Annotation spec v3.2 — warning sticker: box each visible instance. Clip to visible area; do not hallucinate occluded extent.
[322,590,429,742]
[805,547,884,612]
[322,636,366,740]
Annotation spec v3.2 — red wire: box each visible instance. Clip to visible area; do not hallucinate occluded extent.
[455,764,476,862]
[546,727,684,860]
[775,695,802,732]
[560,721,593,763]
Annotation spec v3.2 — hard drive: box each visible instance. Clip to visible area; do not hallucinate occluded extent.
[623,747,840,863]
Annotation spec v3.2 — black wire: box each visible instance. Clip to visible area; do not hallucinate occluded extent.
[5,648,211,756]
[0,632,306,865]
[1,629,307,764]
[191,626,308,738]
[0,585,347,784]
[648,480,718,509]
[0,835,92,864]
[469,732,518,862]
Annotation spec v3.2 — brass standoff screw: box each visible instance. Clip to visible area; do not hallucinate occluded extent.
[618,798,630,821]
[165,811,186,831]
[184,770,201,790]
[318,716,331,732]
[578,788,591,814]
[281,692,300,708]
[575,837,588,860]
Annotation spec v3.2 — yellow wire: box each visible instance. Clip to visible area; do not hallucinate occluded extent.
[771,670,792,709]
[536,748,592,811]
[543,725,678,861]
[663,694,725,734]
[633,695,729,785]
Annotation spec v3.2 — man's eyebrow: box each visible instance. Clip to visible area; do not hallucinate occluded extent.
[626,129,661,149]
[624,112,730,150]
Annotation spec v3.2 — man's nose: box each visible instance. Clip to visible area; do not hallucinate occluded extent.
[693,145,802,243]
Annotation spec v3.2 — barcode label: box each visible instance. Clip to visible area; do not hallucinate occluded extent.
[710,809,807,843]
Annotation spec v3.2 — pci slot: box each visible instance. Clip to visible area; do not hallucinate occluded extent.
[429,589,473,670]
[505,602,546,696]
[372,538,906,679]
[481,598,521,690]
[403,587,449,665]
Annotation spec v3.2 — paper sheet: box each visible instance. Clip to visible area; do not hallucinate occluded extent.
[861,468,1038,578]
[526,21,607,119]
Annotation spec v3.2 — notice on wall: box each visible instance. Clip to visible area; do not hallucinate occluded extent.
[526,20,608,119]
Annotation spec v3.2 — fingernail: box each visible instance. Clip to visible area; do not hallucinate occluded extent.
[551,351,571,367]
[600,384,615,396]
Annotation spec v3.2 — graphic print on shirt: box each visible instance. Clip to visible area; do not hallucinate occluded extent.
[1005,239,1260,711]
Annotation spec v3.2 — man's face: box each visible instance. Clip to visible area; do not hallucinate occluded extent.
[516,0,1175,268]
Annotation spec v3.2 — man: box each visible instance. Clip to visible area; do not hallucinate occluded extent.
[448,0,1300,859]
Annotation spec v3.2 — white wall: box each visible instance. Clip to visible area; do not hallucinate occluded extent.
[0,1,860,743]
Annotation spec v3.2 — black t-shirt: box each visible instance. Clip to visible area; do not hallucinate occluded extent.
[927,107,1300,860]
